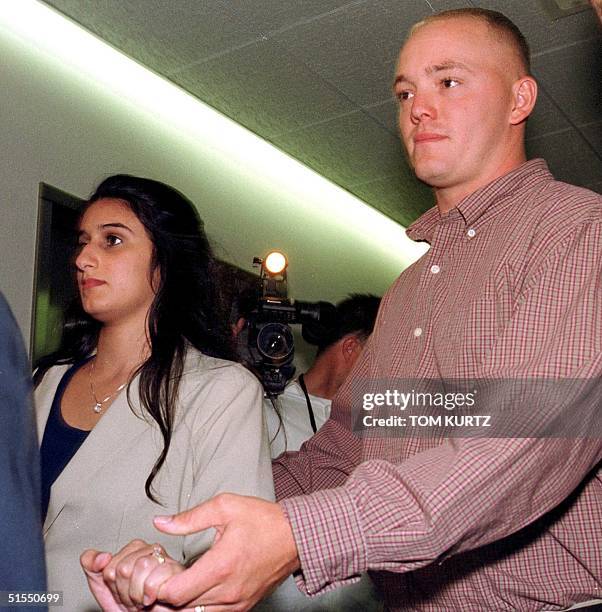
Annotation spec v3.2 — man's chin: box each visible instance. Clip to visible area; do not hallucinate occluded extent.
[413,163,449,188]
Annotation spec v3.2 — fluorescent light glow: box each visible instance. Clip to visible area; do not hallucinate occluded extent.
[0,0,428,268]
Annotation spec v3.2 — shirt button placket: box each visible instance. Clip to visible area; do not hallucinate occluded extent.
[416,262,442,341]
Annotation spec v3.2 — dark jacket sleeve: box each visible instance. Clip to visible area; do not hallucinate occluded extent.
[0,293,47,606]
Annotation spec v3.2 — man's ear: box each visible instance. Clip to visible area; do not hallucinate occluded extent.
[232,317,246,337]
[341,335,361,364]
[510,76,538,125]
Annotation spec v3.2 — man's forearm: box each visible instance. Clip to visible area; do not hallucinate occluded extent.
[281,435,602,595]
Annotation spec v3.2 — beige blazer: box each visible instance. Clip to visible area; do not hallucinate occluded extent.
[35,349,273,611]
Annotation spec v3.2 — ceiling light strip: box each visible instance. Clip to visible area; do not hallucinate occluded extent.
[0,0,428,267]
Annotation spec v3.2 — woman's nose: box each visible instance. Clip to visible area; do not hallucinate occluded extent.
[75,242,97,271]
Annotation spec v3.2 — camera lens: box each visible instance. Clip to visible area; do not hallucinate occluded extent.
[257,323,294,362]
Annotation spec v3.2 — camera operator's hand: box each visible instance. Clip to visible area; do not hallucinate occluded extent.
[151,493,300,611]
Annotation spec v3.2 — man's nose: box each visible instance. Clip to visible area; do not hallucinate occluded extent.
[410,90,437,123]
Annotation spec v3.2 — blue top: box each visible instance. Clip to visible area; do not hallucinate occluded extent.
[40,359,92,521]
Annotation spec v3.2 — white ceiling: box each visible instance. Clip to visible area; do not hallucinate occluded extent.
[42,0,602,227]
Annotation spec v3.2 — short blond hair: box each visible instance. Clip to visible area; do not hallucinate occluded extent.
[410,8,531,76]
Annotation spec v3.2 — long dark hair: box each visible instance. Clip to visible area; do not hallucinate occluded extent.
[34,175,234,501]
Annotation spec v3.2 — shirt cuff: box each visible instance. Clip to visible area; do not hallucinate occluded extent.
[279,486,367,595]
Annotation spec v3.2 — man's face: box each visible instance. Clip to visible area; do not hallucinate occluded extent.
[395,17,520,194]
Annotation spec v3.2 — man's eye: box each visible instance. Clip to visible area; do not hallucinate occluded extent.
[442,78,460,88]
[397,90,414,102]
[106,235,123,246]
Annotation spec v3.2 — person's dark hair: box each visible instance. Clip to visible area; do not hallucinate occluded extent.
[315,293,381,354]
[230,286,261,325]
[412,8,531,75]
[34,174,234,502]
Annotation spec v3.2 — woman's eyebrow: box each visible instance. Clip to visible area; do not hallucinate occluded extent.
[100,222,133,233]
[77,222,134,238]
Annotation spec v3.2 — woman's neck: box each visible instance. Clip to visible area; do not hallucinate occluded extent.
[94,321,150,375]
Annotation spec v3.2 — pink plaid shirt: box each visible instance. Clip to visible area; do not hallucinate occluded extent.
[274,160,602,611]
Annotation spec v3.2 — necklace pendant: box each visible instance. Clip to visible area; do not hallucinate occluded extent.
[93,403,103,414]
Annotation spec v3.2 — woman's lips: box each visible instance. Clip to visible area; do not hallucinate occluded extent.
[81,278,106,289]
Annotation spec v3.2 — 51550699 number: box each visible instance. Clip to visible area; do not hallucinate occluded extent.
[0,591,63,606]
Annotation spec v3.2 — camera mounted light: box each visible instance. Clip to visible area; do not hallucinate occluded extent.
[264,251,287,275]
[245,251,334,398]
[256,250,288,299]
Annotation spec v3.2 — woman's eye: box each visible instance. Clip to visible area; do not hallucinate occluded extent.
[106,234,123,246]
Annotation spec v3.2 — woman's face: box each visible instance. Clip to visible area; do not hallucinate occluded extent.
[75,198,157,326]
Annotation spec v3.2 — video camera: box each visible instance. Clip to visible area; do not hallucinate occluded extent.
[244,251,335,398]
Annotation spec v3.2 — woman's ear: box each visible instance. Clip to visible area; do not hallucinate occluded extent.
[510,76,538,125]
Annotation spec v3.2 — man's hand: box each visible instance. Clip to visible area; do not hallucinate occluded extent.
[151,494,300,611]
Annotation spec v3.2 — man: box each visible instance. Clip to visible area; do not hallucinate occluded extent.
[0,293,46,609]
[84,9,602,611]
[267,293,381,457]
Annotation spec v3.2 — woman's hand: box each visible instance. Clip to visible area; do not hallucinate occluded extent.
[81,540,185,611]
[81,549,123,612]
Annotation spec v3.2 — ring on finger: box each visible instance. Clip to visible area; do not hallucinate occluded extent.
[151,545,166,564]
[194,606,205,612]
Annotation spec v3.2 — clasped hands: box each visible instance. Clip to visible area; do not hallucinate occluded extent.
[80,493,300,612]
[81,540,185,612]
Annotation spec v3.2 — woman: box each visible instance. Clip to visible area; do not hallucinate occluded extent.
[34,175,273,611]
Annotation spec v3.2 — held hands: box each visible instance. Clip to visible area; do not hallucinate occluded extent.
[81,541,185,612]
[150,494,300,611]
[81,493,300,611]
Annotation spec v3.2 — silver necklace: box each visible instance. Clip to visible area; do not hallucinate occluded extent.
[88,359,127,414]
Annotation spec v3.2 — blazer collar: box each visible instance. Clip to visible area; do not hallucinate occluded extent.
[39,367,152,534]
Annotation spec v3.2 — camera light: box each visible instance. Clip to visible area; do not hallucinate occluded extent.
[264,251,287,275]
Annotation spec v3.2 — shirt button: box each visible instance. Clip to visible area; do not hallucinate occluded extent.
[430,264,440,274]
[414,327,423,337]
[467,228,476,238]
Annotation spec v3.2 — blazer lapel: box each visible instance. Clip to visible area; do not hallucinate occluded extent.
[43,379,152,534]
[35,366,68,444]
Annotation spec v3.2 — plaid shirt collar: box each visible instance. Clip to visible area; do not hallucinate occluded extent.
[407,158,552,244]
